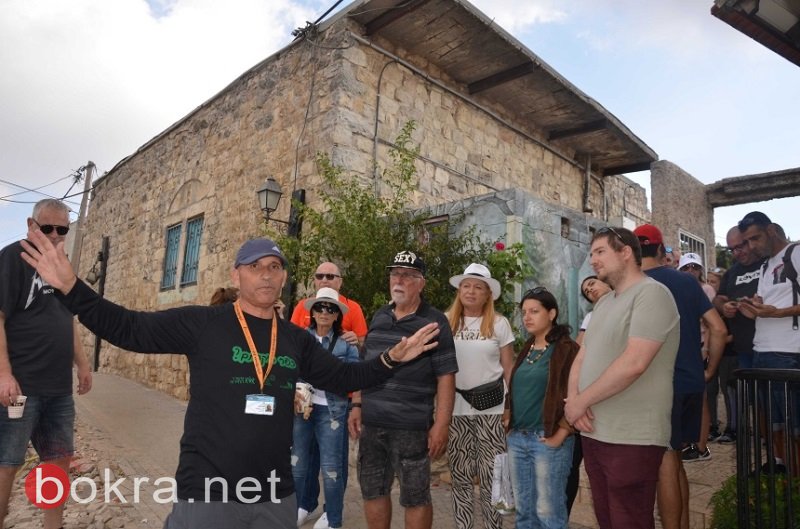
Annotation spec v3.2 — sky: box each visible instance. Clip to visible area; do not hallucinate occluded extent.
[1,0,798,252]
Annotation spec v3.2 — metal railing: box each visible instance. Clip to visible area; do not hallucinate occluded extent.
[736,368,800,528]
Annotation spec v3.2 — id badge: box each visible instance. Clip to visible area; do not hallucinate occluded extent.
[245,394,275,416]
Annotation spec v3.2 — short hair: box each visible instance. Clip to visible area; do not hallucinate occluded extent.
[592,227,642,266]
[32,199,70,220]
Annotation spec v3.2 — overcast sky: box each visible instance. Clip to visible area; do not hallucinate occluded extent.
[1,0,798,254]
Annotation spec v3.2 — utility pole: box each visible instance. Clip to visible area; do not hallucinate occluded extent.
[69,161,95,271]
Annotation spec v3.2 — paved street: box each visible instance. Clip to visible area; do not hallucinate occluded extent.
[5,373,735,528]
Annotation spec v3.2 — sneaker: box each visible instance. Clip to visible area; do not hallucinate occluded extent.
[298,508,319,527]
[682,445,711,463]
[760,460,787,475]
[707,428,722,443]
[313,513,329,529]
[716,432,736,444]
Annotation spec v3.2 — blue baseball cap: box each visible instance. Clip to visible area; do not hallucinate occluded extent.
[234,239,287,267]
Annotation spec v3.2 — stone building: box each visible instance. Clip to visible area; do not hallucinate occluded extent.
[77,0,657,398]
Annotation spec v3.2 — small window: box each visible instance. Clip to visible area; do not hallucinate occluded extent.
[161,224,182,290]
[180,216,204,286]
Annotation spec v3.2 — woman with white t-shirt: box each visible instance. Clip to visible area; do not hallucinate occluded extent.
[446,263,514,529]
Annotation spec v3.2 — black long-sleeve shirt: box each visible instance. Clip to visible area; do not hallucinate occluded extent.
[60,280,392,502]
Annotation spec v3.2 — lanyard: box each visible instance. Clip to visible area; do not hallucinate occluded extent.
[233,300,278,393]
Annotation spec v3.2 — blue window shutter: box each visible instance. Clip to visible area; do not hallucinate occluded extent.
[181,216,204,285]
[161,224,182,290]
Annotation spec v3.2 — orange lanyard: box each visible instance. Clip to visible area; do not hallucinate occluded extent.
[233,300,278,393]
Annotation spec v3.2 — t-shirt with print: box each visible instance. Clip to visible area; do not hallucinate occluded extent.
[579,277,679,447]
[448,314,513,416]
[754,244,800,353]
[58,279,395,503]
[0,240,74,396]
[361,301,458,431]
[718,259,764,354]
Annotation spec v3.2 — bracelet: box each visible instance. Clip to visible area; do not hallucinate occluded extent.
[350,402,362,409]
[380,349,402,369]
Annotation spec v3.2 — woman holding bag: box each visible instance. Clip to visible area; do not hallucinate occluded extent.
[446,263,514,529]
[505,287,579,529]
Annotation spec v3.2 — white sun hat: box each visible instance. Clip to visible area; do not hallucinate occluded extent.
[303,287,349,314]
[449,263,502,300]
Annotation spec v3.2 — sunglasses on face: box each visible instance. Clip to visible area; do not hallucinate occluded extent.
[32,219,69,236]
[312,303,340,315]
[314,273,341,281]
[681,263,702,271]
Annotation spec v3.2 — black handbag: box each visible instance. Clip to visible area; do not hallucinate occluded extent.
[456,376,505,411]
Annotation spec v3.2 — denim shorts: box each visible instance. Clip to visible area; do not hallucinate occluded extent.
[0,395,75,466]
[357,425,430,507]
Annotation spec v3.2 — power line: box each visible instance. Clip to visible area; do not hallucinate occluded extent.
[0,172,78,200]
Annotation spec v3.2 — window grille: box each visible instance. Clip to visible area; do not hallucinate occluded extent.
[180,216,204,286]
[161,224,182,290]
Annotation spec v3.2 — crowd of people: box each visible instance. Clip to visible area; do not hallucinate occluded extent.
[2,198,798,529]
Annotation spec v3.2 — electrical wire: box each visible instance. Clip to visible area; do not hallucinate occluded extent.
[0,172,77,200]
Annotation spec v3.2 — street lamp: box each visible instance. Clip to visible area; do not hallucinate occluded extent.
[257,177,287,224]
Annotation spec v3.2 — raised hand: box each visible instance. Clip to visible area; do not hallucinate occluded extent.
[20,228,78,294]
[387,322,440,363]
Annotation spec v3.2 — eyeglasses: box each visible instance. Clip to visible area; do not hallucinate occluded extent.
[312,303,340,314]
[314,273,341,281]
[389,270,423,280]
[523,286,549,297]
[597,226,624,242]
[681,263,702,271]
[727,242,747,253]
[32,219,69,236]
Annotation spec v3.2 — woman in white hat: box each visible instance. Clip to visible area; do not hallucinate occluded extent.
[291,287,359,529]
[446,263,514,529]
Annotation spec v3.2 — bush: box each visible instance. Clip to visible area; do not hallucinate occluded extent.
[710,474,800,529]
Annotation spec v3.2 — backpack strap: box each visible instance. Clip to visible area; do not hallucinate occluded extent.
[783,243,799,330]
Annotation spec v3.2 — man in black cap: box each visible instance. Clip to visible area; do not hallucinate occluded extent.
[737,211,800,471]
[348,250,457,529]
[20,232,440,529]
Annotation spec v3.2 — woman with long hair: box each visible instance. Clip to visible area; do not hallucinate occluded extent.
[505,287,579,529]
[291,288,359,529]
[446,263,514,529]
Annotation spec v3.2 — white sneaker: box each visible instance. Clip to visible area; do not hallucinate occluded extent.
[313,512,330,529]
[297,508,316,527]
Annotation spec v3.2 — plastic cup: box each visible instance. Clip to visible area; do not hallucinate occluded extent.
[8,395,26,419]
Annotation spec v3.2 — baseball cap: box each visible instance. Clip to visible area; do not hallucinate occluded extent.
[633,224,663,246]
[234,239,287,267]
[678,252,703,270]
[386,250,426,276]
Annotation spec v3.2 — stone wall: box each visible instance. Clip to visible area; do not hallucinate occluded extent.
[651,160,715,267]
[77,18,651,399]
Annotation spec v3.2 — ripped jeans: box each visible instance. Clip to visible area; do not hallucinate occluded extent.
[291,401,349,528]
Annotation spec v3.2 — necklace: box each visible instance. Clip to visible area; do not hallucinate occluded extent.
[525,342,549,365]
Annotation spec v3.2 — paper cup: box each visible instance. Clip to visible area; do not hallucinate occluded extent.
[8,395,27,419]
[295,382,313,407]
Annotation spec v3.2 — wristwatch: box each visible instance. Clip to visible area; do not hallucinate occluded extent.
[380,349,402,368]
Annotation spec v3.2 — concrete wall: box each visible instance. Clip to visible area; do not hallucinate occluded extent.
[651,160,715,267]
[76,19,650,399]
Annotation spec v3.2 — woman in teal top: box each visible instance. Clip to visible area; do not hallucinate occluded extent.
[503,287,579,529]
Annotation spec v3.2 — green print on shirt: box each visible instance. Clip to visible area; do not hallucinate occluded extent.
[231,346,297,370]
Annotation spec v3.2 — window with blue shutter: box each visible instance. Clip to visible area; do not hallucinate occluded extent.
[161,224,182,290]
[180,216,204,286]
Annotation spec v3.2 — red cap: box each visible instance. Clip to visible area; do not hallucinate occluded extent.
[633,224,663,246]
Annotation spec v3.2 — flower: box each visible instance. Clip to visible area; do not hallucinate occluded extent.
[495,242,505,251]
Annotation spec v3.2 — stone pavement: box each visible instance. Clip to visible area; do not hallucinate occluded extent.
[5,373,735,528]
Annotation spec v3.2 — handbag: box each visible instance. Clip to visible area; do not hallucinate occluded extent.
[456,376,504,411]
[491,452,515,514]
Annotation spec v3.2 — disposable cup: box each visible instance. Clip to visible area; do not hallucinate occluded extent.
[295,382,313,406]
[8,395,27,419]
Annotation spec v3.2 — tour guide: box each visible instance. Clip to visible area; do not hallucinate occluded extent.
[21,230,440,529]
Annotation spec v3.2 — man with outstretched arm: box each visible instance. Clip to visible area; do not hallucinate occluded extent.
[21,228,438,529]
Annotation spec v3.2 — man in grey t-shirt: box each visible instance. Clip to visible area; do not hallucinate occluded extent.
[566,227,679,529]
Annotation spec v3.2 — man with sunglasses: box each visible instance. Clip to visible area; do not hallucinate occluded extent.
[290,262,368,347]
[349,250,457,529]
[0,199,93,529]
[566,226,679,529]
[20,232,440,529]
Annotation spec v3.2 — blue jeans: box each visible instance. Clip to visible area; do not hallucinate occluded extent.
[753,351,800,431]
[0,395,75,466]
[292,403,349,528]
[507,430,574,529]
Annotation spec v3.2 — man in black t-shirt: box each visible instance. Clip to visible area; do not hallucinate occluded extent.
[21,231,440,529]
[0,199,93,529]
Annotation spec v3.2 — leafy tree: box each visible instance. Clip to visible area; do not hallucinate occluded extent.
[269,121,530,322]
[715,243,734,270]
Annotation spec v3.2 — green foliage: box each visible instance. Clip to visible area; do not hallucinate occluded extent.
[710,474,800,529]
[270,121,530,322]
[715,243,734,270]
